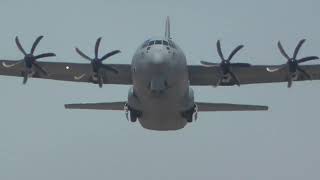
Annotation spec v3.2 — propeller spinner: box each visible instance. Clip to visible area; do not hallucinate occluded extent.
[201,40,251,86]
[267,39,319,88]
[7,36,56,84]
[75,37,121,88]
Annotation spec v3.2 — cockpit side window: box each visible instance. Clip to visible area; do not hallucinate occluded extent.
[163,41,169,46]
[142,40,149,48]
[148,41,155,46]
[168,40,176,49]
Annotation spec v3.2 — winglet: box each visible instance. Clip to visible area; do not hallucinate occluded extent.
[165,16,171,39]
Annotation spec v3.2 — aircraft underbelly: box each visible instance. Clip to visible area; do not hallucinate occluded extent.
[133,81,194,131]
[138,97,187,131]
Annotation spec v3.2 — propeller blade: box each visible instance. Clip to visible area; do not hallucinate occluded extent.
[297,67,312,80]
[32,62,48,76]
[75,48,92,61]
[298,56,319,63]
[95,37,102,59]
[229,71,241,86]
[101,64,119,74]
[200,61,220,67]
[100,50,121,62]
[293,39,306,59]
[23,72,28,84]
[215,78,222,87]
[230,63,251,67]
[34,53,56,60]
[15,36,27,55]
[76,38,121,87]
[227,45,244,61]
[276,39,317,87]
[216,40,225,61]
[97,74,103,88]
[125,110,129,120]
[287,74,293,88]
[30,36,44,54]
[278,41,290,60]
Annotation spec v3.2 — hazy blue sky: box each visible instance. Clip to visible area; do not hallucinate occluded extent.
[0,0,320,179]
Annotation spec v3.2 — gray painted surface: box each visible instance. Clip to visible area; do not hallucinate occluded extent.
[131,36,191,130]
[0,0,320,179]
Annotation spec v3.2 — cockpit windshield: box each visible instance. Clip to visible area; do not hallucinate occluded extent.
[148,41,155,46]
[155,40,162,45]
[142,39,177,49]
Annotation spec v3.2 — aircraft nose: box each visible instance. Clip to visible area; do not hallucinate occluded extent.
[146,47,170,65]
[151,51,166,64]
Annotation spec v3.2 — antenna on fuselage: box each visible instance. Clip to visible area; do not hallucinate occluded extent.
[165,16,171,40]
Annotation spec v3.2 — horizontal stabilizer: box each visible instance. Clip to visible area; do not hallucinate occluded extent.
[65,102,126,111]
[196,102,268,112]
[65,101,267,112]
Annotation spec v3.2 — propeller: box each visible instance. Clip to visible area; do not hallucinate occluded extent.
[9,36,56,84]
[75,37,121,88]
[201,40,251,86]
[267,39,319,88]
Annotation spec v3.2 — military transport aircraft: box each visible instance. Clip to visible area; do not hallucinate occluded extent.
[0,17,319,131]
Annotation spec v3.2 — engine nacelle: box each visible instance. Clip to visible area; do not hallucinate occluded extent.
[125,87,143,122]
[180,87,197,122]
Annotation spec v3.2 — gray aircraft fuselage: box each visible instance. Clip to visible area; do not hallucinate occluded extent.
[128,37,195,131]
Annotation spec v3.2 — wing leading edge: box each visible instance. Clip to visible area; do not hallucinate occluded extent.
[189,64,320,86]
[0,36,132,85]
[0,60,132,85]
[190,39,320,87]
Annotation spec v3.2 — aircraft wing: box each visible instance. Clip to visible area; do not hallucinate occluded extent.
[188,64,320,86]
[196,102,268,112]
[0,60,132,85]
[65,101,126,110]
